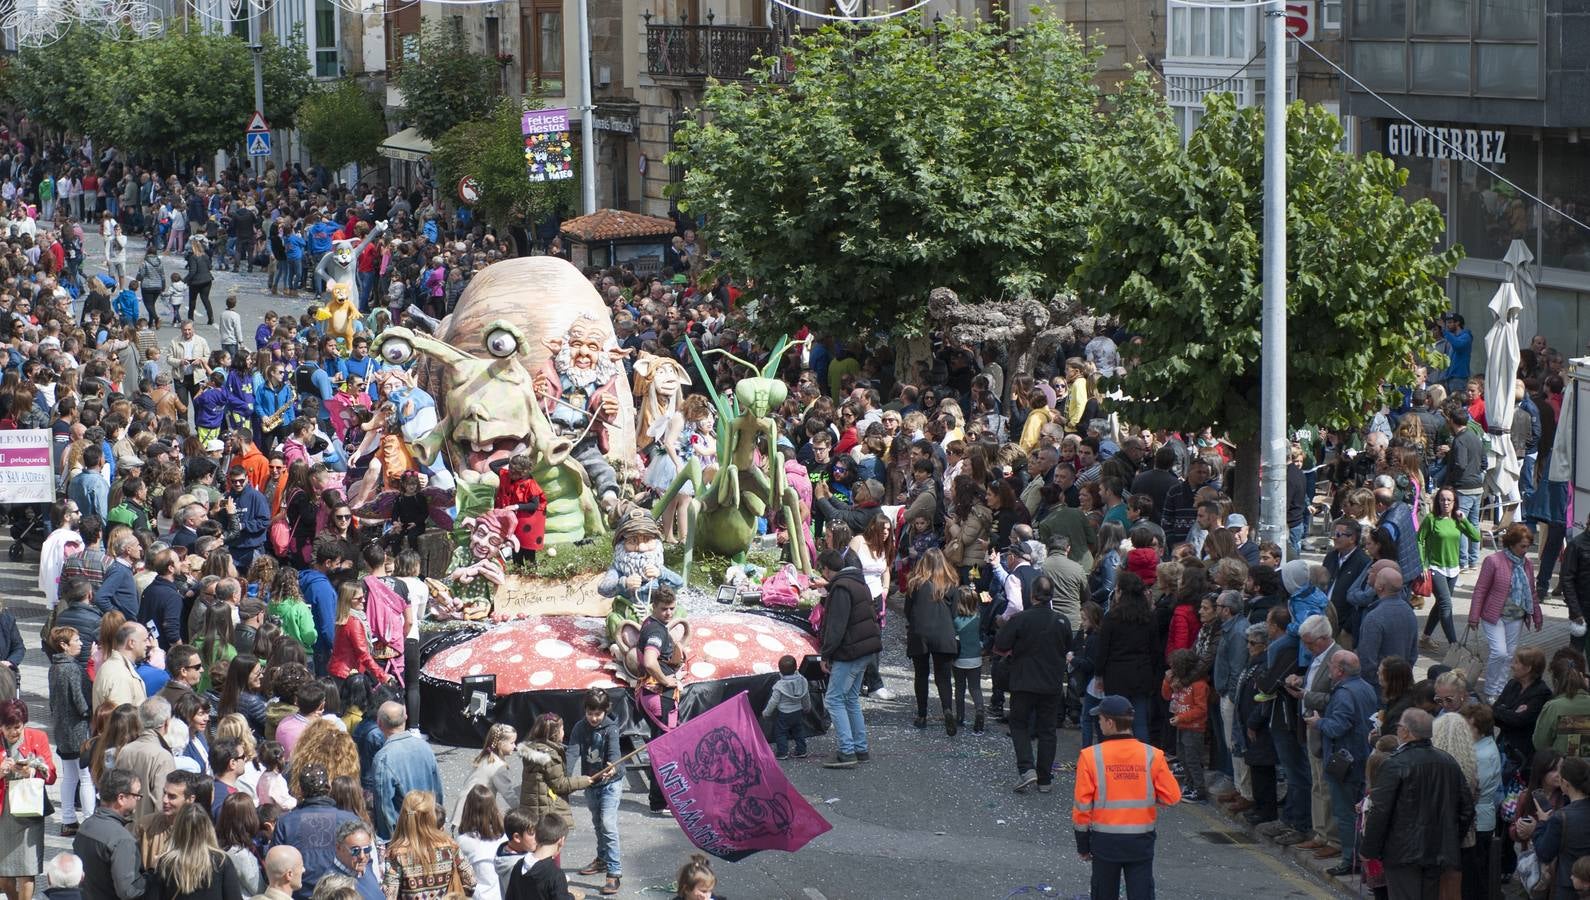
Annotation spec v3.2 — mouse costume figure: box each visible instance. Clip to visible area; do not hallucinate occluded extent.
[315,220,386,308]
[534,313,630,515]
[598,508,682,644]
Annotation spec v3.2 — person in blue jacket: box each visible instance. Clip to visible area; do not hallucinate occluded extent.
[1440,313,1473,392]
[299,538,346,676]
[137,550,186,650]
[1306,650,1380,876]
[112,283,140,327]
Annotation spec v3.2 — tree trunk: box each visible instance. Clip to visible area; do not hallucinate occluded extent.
[894,333,933,386]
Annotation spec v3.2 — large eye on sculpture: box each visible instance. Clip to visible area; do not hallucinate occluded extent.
[484,328,518,358]
[379,337,414,365]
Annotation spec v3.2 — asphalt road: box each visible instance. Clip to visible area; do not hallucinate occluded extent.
[7,233,1364,899]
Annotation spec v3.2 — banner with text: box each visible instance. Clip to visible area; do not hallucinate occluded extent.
[522,108,575,183]
[646,691,831,861]
[0,430,54,504]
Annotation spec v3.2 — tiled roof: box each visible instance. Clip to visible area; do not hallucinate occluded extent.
[560,208,676,241]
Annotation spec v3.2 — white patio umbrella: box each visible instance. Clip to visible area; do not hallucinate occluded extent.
[1483,281,1523,503]
[1503,239,1538,350]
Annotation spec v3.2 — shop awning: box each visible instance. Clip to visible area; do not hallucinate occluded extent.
[378,127,433,162]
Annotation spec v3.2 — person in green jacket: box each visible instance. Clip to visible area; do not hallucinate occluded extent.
[1535,655,1590,755]
[266,568,318,653]
[1417,486,1482,651]
[106,477,150,532]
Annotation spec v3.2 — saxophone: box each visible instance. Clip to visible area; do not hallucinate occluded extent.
[260,386,295,432]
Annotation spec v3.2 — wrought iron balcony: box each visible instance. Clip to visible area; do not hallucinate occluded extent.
[645,17,782,82]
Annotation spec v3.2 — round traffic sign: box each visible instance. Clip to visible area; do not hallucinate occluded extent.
[457,176,481,205]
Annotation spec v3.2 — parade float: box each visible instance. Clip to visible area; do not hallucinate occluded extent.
[353,256,822,745]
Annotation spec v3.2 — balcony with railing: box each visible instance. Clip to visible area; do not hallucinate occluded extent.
[644,12,784,82]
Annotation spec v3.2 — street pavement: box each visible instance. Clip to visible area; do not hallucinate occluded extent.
[17,234,1558,897]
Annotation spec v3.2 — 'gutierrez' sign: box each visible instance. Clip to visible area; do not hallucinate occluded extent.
[1385,123,1508,164]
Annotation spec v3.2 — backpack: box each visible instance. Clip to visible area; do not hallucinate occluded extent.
[293,362,318,397]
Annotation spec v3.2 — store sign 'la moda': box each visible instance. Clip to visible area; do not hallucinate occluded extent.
[1386,123,1508,164]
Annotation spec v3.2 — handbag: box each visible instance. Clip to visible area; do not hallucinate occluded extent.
[1516,846,1543,893]
[447,848,465,896]
[267,514,292,558]
[1412,570,1433,598]
[7,776,44,817]
[1444,630,1486,688]
[1325,747,1354,782]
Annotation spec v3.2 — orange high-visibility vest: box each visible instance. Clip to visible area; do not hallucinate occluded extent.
[1072,735,1182,835]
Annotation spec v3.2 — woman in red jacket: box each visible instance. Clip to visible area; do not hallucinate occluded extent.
[328,581,392,686]
[1165,560,1207,656]
[0,697,56,899]
[493,454,547,566]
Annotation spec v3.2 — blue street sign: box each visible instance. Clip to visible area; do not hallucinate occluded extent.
[247,132,272,157]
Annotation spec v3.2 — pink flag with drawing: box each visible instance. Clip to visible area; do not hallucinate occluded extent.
[646,691,831,861]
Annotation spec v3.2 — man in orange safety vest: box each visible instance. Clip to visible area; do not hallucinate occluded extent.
[1072,694,1183,899]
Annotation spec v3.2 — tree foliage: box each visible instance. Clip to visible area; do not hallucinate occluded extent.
[1,28,108,136]
[1071,91,1460,499]
[430,96,576,234]
[72,29,313,160]
[672,12,1107,341]
[297,81,387,172]
[396,22,502,140]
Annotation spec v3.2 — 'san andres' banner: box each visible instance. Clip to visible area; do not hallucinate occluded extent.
[522,108,574,183]
[647,691,831,861]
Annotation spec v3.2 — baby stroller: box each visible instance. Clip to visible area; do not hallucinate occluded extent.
[7,504,47,561]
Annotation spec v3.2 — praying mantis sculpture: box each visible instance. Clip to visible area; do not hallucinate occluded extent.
[650,336,813,587]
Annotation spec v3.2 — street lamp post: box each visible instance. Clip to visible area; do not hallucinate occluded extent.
[1258,0,1288,555]
[577,0,597,214]
[248,6,267,178]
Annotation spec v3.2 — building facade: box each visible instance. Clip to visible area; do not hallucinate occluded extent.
[1343,0,1590,357]
[1162,0,1345,144]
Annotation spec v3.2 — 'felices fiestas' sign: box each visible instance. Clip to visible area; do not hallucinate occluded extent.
[522,108,575,183]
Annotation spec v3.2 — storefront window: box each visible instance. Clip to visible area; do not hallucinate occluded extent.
[1353,0,1406,37]
[1476,44,1538,97]
[1411,42,1468,92]
[1413,0,1468,35]
[1479,0,1536,39]
[1352,42,1406,90]
[1541,138,1590,272]
[1452,142,1537,262]
[1397,157,1453,250]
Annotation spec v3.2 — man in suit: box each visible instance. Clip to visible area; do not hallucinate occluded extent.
[1323,517,1370,644]
[1285,615,1343,860]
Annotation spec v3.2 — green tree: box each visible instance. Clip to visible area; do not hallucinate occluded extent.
[1071,91,1460,512]
[1,29,108,137]
[430,96,575,240]
[397,22,501,140]
[298,81,387,172]
[89,30,314,160]
[671,13,1105,360]
[258,29,317,130]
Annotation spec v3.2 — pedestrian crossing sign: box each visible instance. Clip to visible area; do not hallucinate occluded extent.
[247,132,272,157]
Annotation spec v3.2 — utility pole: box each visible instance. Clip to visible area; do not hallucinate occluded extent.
[1258,0,1288,555]
[577,0,597,214]
[249,7,266,179]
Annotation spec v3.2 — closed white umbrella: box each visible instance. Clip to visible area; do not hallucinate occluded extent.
[1503,239,1537,348]
[1483,281,1523,504]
